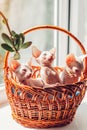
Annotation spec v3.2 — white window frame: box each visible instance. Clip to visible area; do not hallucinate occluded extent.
[0,0,73,105]
[54,0,70,66]
[69,0,79,55]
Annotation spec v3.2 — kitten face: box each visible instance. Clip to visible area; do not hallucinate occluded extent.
[15,65,32,81]
[10,60,32,83]
[66,54,83,76]
[71,61,83,75]
[37,51,55,66]
[32,46,55,66]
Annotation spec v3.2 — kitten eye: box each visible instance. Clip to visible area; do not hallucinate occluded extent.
[43,53,47,56]
[22,69,27,72]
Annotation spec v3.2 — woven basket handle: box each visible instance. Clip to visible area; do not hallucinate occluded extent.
[4,25,86,68]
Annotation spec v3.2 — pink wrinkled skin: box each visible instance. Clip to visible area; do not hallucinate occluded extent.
[59,54,87,85]
[32,46,60,84]
[10,59,59,88]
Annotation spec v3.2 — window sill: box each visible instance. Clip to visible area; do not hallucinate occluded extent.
[0,85,8,106]
[0,93,87,130]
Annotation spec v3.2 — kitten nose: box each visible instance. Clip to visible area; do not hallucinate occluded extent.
[26,72,32,78]
[26,74,31,78]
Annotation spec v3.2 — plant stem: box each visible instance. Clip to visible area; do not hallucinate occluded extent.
[0,11,18,52]
[0,11,12,36]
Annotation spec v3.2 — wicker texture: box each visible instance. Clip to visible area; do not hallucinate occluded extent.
[4,25,87,128]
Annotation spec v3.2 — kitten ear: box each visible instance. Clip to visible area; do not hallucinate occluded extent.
[32,46,41,58]
[10,59,20,71]
[50,48,56,55]
[66,53,76,66]
[50,48,56,59]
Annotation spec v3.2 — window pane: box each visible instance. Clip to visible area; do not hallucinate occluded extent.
[69,0,87,56]
[78,0,87,54]
[0,0,54,85]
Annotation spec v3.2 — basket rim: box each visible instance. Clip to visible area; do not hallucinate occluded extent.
[4,62,86,92]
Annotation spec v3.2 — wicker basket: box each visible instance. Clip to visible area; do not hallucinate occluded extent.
[4,25,87,128]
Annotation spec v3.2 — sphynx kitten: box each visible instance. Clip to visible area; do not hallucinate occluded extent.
[10,59,59,88]
[59,53,85,85]
[32,46,60,85]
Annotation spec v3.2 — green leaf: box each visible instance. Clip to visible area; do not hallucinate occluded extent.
[13,34,19,44]
[15,43,20,51]
[1,43,14,52]
[18,34,25,49]
[19,33,25,43]
[1,33,13,46]
[21,41,32,49]
[13,52,20,60]
[14,34,20,49]
[11,31,16,37]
